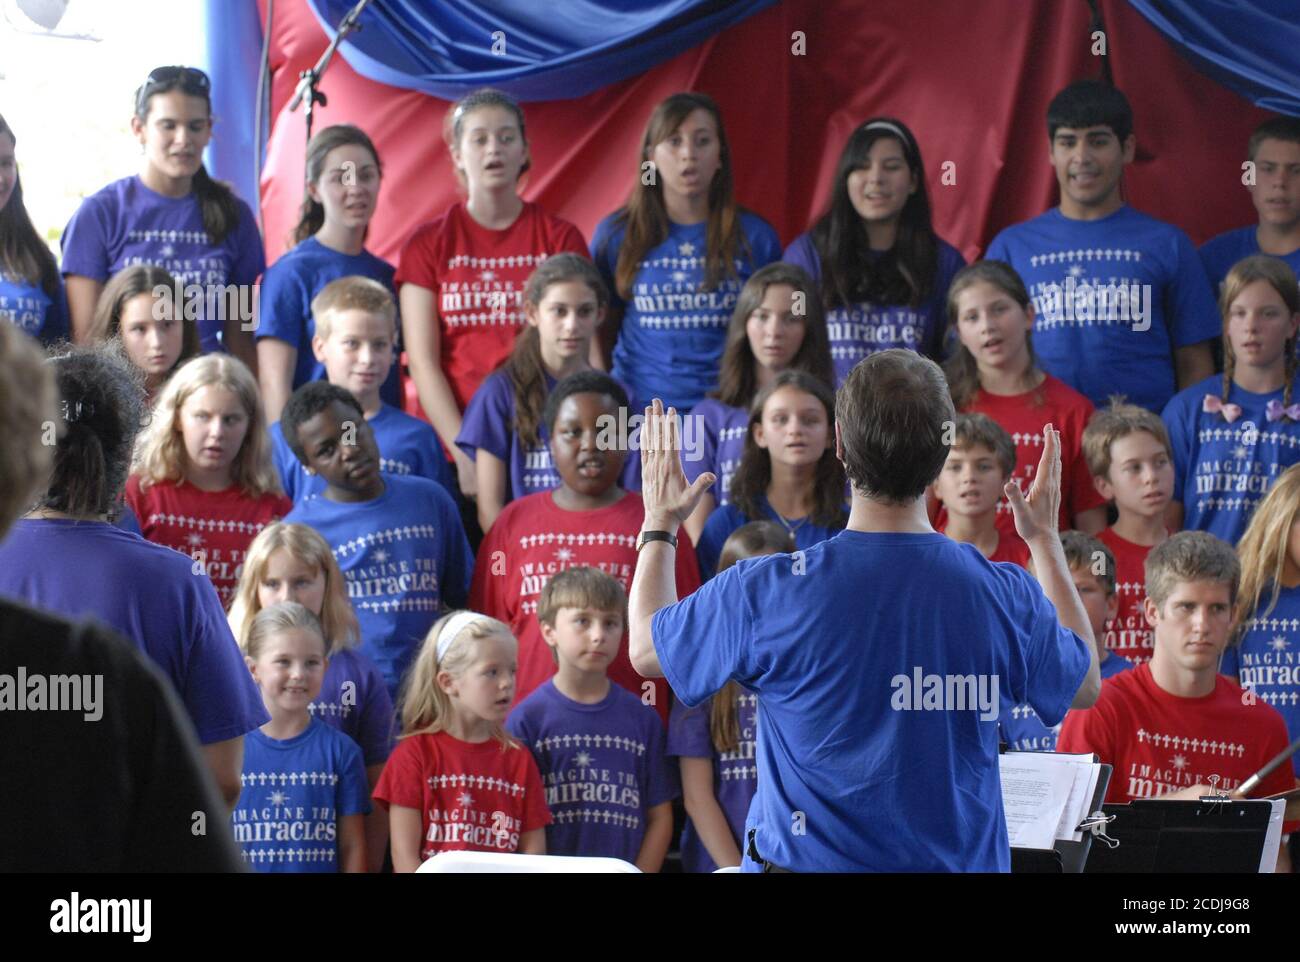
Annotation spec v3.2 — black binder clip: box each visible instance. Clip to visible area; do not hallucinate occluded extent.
[1077,810,1119,849]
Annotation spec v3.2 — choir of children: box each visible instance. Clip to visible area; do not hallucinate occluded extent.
[7,64,1300,874]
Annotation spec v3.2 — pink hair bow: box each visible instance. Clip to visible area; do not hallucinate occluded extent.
[1266,399,1300,422]
[1202,395,1242,422]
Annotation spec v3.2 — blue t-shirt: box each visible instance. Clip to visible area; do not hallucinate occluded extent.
[314,647,395,767]
[667,687,758,873]
[651,531,1091,872]
[998,653,1130,752]
[696,497,845,580]
[0,518,267,743]
[591,211,782,411]
[255,236,401,407]
[456,368,641,503]
[284,475,473,701]
[507,680,678,863]
[231,719,371,873]
[60,175,265,353]
[1199,226,1300,296]
[986,205,1221,412]
[683,398,748,508]
[271,403,455,504]
[1222,585,1300,777]
[783,232,966,384]
[0,268,68,344]
[1162,374,1300,544]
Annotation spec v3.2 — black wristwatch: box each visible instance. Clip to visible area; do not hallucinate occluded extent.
[636,530,678,551]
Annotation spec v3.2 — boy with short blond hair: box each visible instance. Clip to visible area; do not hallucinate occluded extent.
[1059,532,1297,849]
[933,413,1028,567]
[1002,531,1132,751]
[506,567,678,871]
[270,275,453,502]
[1082,402,1176,663]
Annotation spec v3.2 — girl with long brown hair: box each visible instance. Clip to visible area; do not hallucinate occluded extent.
[591,92,782,413]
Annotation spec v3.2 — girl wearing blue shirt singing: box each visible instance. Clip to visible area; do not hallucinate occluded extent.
[592,92,782,413]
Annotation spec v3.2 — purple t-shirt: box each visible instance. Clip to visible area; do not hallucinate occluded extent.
[255,236,401,407]
[60,175,265,352]
[313,647,395,767]
[507,680,679,863]
[0,519,267,743]
[0,269,68,344]
[271,403,455,504]
[667,687,758,873]
[683,398,748,507]
[232,718,371,873]
[784,233,966,385]
[456,367,641,503]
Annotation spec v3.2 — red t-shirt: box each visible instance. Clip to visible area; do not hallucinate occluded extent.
[124,477,292,607]
[372,730,551,858]
[1097,527,1160,664]
[964,374,1105,537]
[1057,663,1297,826]
[936,520,1030,568]
[469,490,702,723]
[394,201,588,412]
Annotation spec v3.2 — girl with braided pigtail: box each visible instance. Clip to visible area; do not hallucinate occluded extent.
[1162,254,1300,543]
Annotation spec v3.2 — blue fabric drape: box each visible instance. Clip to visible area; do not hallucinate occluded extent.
[304,0,777,101]
[1127,0,1300,116]
[202,0,267,210]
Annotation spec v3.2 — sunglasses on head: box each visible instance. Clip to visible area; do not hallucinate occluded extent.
[137,66,211,110]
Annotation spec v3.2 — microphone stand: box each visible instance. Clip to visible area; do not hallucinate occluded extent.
[288,0,373,154]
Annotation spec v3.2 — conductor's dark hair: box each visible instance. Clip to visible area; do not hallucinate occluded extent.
[280,381,364,464]
[1047,80,1133,143]
[36,343,146,519]
[837,349,953,503]
[542,370,629,436]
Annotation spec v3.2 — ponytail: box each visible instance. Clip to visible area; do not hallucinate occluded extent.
[35,344,146,519]
[505,326,548,448]
[190,165,240,246]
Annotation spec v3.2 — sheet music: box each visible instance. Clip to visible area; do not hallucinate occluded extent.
[1000,752,1101,849]
[1056,760,1100,842]
[999,754,1077,849]
[1259,799,1285,874]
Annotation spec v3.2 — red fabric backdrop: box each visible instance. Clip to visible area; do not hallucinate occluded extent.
[258,0,1270,269]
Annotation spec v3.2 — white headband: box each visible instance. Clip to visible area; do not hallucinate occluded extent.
[435,611,486,663]
[862,120,912,149]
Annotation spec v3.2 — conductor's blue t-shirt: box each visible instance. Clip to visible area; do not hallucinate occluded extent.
[651,531,1090,872]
